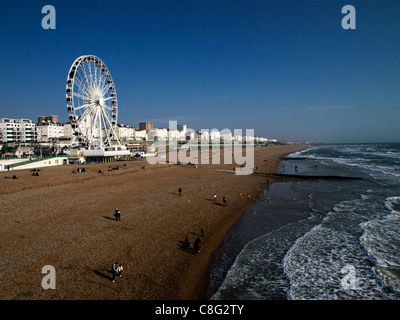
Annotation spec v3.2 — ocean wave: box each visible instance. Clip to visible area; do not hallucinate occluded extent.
[385,196,400,214]
[360,196,400,295]
[284,194,400,300]
[209,144,400,300]
[211,213,319,300]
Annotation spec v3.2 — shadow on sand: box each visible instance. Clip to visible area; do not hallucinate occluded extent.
[102,216,116,221]
[93,269,113,281]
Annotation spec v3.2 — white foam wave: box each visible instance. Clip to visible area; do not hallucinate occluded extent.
[385,196,400,214]
[359,196,400,294]
[284,196,400,300]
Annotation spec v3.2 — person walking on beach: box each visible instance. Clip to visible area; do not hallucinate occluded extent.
[213,193,217,202]
[194,237,201,254]
[117,264,123,277]
[223,197,227,207]
[178,187,182,197]
[201,227,205,237]
[111,262,118,282]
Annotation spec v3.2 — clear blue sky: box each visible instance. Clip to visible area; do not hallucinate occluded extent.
[0,0,399,143]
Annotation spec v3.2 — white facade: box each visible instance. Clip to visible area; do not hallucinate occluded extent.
[0,118,37,143]
[37,123,64,142]
[133,129,147,140]
[147,128,168,141]
[220,130,233,142]
[63,123,74,139]
[116,125,134,141]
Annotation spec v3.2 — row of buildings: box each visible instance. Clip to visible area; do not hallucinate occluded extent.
[1,116,276,145]
[0,117,153,144]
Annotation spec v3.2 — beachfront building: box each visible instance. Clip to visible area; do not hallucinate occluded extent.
[139,122,153,131]
[133,129,147,141]
[147,128,168,141]
[220,130,233,142]
[0,118,37,143]
[36,121,65,142]
[233,134,243,143]
[209,129,221,142]
[116,124,134,141]
[63,123,74,139]
[185,129,197,141]
[168,128,185,141]
[36,115,65,142]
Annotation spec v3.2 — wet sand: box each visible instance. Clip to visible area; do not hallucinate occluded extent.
[0,144,307,300]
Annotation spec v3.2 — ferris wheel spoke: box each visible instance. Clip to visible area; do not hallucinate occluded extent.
[100,106,118,145]
[74,76,91,97]
[77,104,95,123]
[80,64,92,93]
[93,62,99,89]
[102,105,113,112]
[100,105,113,127]
[100,82,111,97]
[73,92,89,101]
[74,103,92,112]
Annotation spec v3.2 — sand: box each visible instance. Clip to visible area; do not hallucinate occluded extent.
[0,144,307,300]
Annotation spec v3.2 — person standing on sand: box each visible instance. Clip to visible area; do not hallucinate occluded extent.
[114,208,121,221]
[178,187,182,197]
[117,264,123,277]
[111,262,118,282]
[201,227,205,237]
[213,193,217,202]
[194,237,201,254]
[223,197,227,207]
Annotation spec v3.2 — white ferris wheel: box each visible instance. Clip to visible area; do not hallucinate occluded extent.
[66,55,120,150]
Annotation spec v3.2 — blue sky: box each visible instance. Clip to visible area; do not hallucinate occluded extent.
[0,0,399,143]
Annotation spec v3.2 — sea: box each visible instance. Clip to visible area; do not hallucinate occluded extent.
[208,143,400,300]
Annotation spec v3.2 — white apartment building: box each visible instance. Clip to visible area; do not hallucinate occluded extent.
[0,118,37,143]
[36,122,65,142]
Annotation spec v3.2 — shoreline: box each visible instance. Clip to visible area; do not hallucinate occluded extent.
[0,144,307,300]
[185,145,309,300]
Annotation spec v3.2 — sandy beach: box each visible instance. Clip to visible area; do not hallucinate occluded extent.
[0,144,306,300]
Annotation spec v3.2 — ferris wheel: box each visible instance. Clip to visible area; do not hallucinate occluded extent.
[66,55,120,149]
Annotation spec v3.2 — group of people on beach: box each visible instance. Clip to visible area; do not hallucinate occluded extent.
[176,187,229,256]
[103,185,227,284]
[181,228,204,255]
